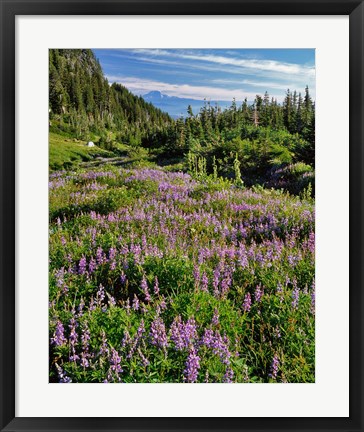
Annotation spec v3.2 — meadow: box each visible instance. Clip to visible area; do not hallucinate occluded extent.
[49,162,315,383]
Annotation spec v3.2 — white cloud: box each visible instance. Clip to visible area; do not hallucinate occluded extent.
[211,78,312,94]
[106,75,283,101]
[131,49,315,78]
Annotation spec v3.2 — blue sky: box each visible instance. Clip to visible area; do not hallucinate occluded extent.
[93,48,315,103]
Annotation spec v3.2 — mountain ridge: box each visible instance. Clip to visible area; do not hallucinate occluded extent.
[141,90,232,119]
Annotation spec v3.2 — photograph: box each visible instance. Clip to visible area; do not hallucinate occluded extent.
[48,48,315,384]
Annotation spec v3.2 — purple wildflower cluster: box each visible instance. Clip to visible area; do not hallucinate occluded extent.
[51,321,67,346]
[170,316,198,351]
[243,292,252,312]
[150,317,168,350]
[183,346,200,383]
[269,354,280,380]
[202,329,231,365]
[49,167,315,383]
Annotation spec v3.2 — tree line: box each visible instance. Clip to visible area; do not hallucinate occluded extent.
[49,49,173,145]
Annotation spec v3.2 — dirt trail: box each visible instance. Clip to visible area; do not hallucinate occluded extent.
[80,156,128,168]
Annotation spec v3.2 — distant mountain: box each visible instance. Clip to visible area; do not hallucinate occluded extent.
[142,91,232,119]
[143,91,171,101]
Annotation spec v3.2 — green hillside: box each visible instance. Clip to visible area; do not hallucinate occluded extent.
[49,49,173,146]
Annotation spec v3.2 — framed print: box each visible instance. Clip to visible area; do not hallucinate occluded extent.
[0,1,363,432]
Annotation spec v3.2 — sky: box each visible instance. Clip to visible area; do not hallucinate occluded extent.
[93,48,315,103]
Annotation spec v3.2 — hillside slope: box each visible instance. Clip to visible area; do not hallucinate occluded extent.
[49,49,173,144]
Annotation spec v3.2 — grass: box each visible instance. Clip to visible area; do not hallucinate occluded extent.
[49,133,114,171]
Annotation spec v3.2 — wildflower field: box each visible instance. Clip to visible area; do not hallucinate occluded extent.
[49,166,315,383]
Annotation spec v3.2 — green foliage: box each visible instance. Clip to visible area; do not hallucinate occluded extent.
[49,133,113,171]
[233,153,244,188]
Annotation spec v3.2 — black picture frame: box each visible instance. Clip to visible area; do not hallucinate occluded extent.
[0,1,363,431]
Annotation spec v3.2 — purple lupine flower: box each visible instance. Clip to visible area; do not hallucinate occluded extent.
[276,283,284,303]
[137,320,145,339]
[170,316,184,350]
[99,330,109,356]
[81,325,90,350]
[183,346,200,383]
[212,267,220,297]
[80,351,90,368]
[170,316,197,351]
[150,317,168,349]
[202,330,231,366]
[153,276,160,295]
[125,298,130,314]
[132,294,140,311]
[305,231,315,254]
[89,296,96,311]
[130,243,143,266]
[77,298,85,318]
[201,272,209,292]
[110,347,123,374]
[108,247,117,270]
[55,267,68,294]
[138,348,150,367]
[78,256,87,275]
[106,291,116,307]
[269,354,280,379]
[68,311,79,362]
[56,364,72,383]
[223,366,234,383]
[51,320,67,346]
[122,330,132,348]
[96,284,105,307]
[201,328,214,346]
[96,247,104,265]
[254,284,263,302]
[221,272,231,297]
[55,268,65,289]
[292,284,300,310]
[120,272,127,285]
[127,320,145,359]
[183,318,198,347]
[212,308,219,326]
[141,276,151,302]
[108,247,116,261]
[80,324,91,368]
[243,292,252,312]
